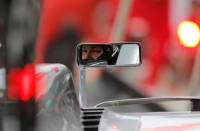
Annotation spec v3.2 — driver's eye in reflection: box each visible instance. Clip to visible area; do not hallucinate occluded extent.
[82,46,104,60]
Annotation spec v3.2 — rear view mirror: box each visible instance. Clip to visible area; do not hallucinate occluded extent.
[77,43,141,67]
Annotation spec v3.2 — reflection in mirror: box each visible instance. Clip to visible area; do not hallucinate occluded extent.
[82,45,105,60]
[77,43,141,67]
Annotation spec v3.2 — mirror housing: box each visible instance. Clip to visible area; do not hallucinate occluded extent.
[77,42,141,67]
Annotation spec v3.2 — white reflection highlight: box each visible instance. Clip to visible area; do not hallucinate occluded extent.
[116,44,139,65]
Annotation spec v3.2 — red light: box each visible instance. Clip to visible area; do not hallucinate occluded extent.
[8,65,38,101]
[177,21,200,47]
[19,65,36,101]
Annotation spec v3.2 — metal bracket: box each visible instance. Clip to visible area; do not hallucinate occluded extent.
[79,67,87,108]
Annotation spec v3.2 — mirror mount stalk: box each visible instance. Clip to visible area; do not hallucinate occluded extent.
[79,67,87,108]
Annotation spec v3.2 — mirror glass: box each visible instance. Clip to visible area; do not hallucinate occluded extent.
[77,43,141,67]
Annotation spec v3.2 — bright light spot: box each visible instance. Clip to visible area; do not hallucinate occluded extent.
[111,124,118,130]
[178,21,200,47]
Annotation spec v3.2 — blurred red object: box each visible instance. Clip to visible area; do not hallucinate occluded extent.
[35,0,99,63]
[35,0,119,63]
[8,64,46,101]
[129,0,169,90]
